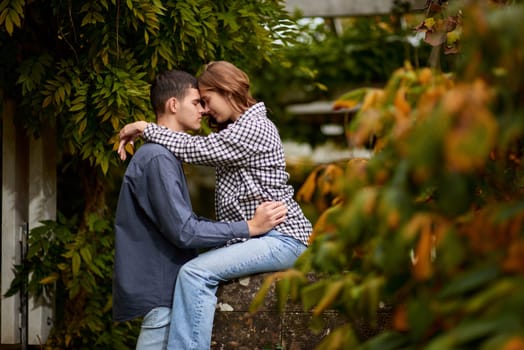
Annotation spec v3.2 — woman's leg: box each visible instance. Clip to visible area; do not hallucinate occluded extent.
[167,230,306,350]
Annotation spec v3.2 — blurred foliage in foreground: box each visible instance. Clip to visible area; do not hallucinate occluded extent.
[254,1,524,349]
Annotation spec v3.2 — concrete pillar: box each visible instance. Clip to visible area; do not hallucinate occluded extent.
[27,126,56,345]
[1,97,56,346]
[1,98,28,344]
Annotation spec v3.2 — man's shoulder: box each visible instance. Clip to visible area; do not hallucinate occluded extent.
[135,142,174,158]
[129,143,180,166]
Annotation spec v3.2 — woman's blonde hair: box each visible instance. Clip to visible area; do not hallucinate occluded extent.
[198,61,257,113]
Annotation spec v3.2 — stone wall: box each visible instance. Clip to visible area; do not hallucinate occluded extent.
[211,273,392,350]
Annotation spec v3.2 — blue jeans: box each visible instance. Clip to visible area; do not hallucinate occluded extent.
[136,307,171,350]
[167,230,306,350]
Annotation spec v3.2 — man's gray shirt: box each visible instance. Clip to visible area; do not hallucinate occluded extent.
[113,143,249,322]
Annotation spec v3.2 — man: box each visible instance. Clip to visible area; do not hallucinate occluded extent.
[113,70,286,349]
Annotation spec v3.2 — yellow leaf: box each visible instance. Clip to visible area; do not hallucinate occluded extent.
[125,142,135,156]
[425,17,436,30]
[447,30,460,45]
[39,273,59,285]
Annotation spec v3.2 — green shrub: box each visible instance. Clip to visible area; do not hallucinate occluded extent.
[256,2,524,349]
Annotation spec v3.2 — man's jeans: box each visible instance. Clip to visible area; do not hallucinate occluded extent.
[136,307,170,350]
[167,230,307,350]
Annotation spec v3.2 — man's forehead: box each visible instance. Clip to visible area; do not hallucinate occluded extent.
[186,88,201,99]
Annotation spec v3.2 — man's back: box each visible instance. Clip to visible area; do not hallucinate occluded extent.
[113,143,196,322]
[113,142,250,322]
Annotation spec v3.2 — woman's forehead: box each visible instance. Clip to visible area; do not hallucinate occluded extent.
[199,89,216,99]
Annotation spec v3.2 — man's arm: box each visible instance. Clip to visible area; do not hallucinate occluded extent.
[143,152,284,248]
[247,202,287,236]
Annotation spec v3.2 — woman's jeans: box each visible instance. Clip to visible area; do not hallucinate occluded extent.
[136,306,171,349]
[167,230,307,350]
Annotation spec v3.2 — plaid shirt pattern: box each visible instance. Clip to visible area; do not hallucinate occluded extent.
[143,102,312,246]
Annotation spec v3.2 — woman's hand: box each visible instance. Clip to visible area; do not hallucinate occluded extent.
[117,121,148,160]
[247,202,287,237]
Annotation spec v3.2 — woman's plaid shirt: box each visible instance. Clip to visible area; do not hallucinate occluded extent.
[143,102,312,246]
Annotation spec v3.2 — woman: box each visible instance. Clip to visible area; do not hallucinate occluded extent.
[119,61,311,349]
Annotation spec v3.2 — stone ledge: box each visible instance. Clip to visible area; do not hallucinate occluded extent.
[211,273,391,350]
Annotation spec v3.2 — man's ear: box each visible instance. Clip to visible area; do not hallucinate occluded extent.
[166,97,177,113]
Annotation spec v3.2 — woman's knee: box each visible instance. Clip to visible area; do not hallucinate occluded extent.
[178,259,218,284]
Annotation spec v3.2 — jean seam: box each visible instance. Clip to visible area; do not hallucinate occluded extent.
[190,288,205,350]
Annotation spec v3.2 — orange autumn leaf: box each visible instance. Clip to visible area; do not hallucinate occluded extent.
[503,239,524,274]
[418,67,434,85]
[332,99,359,110]
[502,337,524,350]
[413,227,434,280]
[443,81,497,172]
[348,109,383,147]
[394,87,411,117]
[393,304,409,331]
[404,213,448,280]
[360,88,384,111]
[296,164,344,214]
[308,205,341,244]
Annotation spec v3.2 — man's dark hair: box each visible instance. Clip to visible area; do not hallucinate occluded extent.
[150,70,198,115]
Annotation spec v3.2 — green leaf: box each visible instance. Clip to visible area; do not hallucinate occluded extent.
[315,324,359,350]
[301,280,327,311]
[72,251,81,277]
[275,277,291,312]
[248,274,275,313]
[312,279,344,316]
[5,10,13,34]
[426,318,507,350]
[438,265,500,299]
[69,103,85,112]
[0,0,9,12]
[80,246,92,264]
